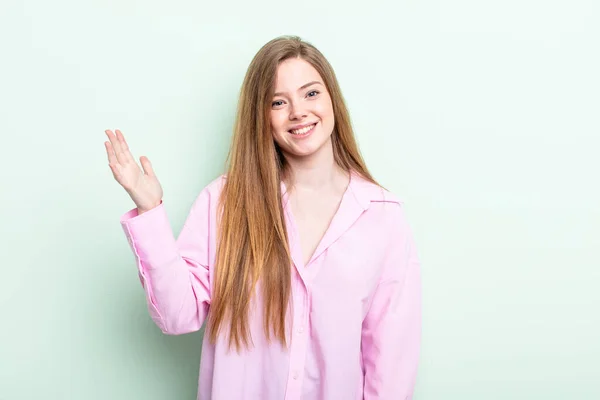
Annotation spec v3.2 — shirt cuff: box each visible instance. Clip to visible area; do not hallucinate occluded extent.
[119,201,179,268]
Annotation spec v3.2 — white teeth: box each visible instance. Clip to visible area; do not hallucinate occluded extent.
[290,123,316,135]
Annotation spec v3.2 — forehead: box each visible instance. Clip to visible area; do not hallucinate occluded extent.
[274,58,322,89]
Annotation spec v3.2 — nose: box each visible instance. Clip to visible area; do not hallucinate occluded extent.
[288,101,307,120]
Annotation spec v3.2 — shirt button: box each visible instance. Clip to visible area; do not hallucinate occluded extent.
[293,371,299,380]
[297,327,304,334]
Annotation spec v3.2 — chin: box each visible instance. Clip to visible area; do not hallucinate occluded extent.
[283,135,332,159]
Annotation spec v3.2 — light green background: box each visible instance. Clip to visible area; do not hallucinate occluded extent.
[1,0,599,399]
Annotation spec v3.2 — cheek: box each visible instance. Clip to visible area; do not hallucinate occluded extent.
[317,98,334,119]
[270,118,286,144]
[270,113,286,132]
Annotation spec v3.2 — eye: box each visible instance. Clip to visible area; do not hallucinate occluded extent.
[272,90,320,108]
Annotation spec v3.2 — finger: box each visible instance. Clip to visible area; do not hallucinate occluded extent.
[140,156,155,177]
[106,142,124,180]
[115,130,135,164]
[105,129,127,165]
[105,141,118,165]
[105,130,120,154]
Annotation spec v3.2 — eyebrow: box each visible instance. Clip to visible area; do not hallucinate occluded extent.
[273,81,323,97]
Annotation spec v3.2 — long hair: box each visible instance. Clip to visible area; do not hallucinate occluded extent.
[207,35,380,352]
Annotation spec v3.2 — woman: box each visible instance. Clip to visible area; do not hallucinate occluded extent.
[105,35,421,400]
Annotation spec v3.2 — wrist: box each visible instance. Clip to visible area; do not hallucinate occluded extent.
[137,200,161,215]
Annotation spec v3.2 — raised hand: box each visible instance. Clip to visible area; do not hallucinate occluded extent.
[104,129,163,214]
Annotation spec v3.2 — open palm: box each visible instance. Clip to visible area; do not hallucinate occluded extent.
[104,129,163,213]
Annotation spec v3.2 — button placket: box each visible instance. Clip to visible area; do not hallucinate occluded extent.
[284,279,309,399]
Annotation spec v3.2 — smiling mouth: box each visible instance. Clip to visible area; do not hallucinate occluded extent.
[289,122,317,136]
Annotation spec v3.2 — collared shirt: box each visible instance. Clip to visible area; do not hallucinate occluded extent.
[120,170,422,400]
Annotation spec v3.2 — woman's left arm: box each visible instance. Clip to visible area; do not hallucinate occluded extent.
[361,204,422,399]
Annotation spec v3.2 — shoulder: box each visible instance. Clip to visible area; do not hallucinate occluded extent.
[203,174,227,196]
[349,171,405,208]
[350,172,412,232]
[189,174,227,211]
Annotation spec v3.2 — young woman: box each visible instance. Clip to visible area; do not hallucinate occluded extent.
[105,35,421,400]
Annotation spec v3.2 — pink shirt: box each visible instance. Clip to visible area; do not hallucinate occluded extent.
[120,171,422,400]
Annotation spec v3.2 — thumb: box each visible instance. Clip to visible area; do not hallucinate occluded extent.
[139,156,155,177]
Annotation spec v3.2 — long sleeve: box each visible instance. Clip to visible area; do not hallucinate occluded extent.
[361,203,422,399]
[120,188,214,335]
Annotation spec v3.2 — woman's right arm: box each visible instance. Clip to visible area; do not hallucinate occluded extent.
[105,129,211,335]
[120,193,212,335]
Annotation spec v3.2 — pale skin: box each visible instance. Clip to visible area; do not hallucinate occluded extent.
[270,57,349,266]
[104,129,162,215]
[105,57,348,266]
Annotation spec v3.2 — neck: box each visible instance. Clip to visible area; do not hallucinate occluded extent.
[281,138,347,192]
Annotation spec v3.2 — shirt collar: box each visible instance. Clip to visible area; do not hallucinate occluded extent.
[280,169,397,211]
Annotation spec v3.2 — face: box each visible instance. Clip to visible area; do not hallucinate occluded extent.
[270,57,335,160]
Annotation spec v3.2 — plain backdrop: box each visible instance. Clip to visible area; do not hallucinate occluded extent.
[1,0,598,399]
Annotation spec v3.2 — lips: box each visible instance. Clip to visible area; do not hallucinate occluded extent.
[289,122,317,135]
[289,122,317,131]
